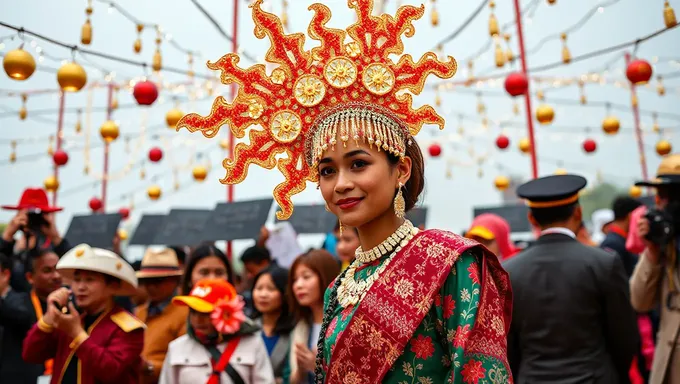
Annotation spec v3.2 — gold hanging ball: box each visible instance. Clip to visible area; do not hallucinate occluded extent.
[3,48,36,81]
[602,116,620,135]
[494,176,510,191]
[536,104,555,125]
[57,62,87,92]
[431,6,439,26]
[152,49,162,72]
[111,97,119,110]
[536,89,545,101]
[664,1,677,28]
[192,165,208,182]
[653,121,661,133]
[44,175,60,192]
[580,94,587,105]
[9,152,16,163]
[519,137,532,153]
[166,108,184,128]
[656,140,672,156]
[488,14,499,37]
[147,185,162,200]
[494,43,505,68]
[19,106,27,120]
[117,229,128,241]
[81,19,92,45]
[99,120,120,143]
[75,120,82,133]
[554,168,568,175]
[547,0,557,4]
[219,138,231,150]
[629,185,643,198]
[133,38,142,54]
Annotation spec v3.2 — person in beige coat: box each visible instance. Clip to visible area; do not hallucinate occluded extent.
[159,278,274,384]
[630,154,680,384]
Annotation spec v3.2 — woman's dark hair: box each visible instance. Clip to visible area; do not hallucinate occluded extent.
[287,249,340,322]
[181,244,235,294]
[251,265,295,334]
[388,139,425,212]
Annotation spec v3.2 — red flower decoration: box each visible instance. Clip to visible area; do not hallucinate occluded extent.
[434,293,442,307]
[443,295,456,319]
[410,334,434,360]
[341,304,354,321]
[467,262,481,285]
[453,324,471,348]
[210,296,247,334]
[461,359,486,384]
[326,317,338,338]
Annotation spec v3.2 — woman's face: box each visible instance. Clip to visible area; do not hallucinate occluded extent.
[189,311,216,336]
[336,229,360,263]
[317,130,411,228]
[292,264,321,308]
[191,256,228,286]
[253,273,283,314]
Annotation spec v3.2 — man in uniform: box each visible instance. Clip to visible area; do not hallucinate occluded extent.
[504,174,638,383]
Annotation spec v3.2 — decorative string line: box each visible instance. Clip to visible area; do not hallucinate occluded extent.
[432,0,490,49]
[0,21,212,79]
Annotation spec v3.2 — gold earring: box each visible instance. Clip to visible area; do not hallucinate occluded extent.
[394,182,405,218]
[339,221,344,236]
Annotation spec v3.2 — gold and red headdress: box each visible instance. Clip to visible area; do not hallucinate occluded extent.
[177,0,457,219]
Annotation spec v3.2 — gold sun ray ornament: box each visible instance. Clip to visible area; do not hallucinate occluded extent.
[176,0,457,220]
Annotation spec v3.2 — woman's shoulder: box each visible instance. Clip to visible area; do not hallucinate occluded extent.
[416,228,482,255]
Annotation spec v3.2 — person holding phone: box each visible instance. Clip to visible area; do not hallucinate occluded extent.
[22,243,145,384]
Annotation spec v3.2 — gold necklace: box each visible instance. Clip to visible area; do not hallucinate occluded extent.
[354,220,415,263]
[337,223,419,308]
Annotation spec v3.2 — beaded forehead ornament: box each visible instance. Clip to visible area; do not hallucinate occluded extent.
[176,0,457,220]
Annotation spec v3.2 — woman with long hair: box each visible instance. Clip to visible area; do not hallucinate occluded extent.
[251,265,296,382]
[181,244,235,295]
[175,0,513,382]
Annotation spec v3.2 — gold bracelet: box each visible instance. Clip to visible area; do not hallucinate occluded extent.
[37,317,54,333]
[69,331,89,350]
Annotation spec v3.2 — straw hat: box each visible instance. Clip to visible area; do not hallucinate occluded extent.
[136,248,183,279]
[636,154,680,187]
[57,244,138,296]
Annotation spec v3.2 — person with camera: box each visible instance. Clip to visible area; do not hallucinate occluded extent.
[1,188,72,292]
[630,154,680,384]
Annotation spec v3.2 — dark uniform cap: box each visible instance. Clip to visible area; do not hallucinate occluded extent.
[516,174,588,208]
[635,154,680,187]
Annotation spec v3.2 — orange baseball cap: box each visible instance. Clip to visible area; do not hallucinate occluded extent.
[172,278,237,313]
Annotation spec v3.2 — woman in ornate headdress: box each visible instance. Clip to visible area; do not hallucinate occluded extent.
[176,0,513,382]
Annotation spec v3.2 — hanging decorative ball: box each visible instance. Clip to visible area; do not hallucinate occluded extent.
[147,185,162,200]
[57,62,87,92]
[43,176,59,192]
[494,176,510,191]
[547,0,557,4]
[118,207,130,220]
[133,80,159,105]
[9,152,16,163]
[111,97,119,110]
[629,185,643,198]
[166,108,184,128]
[504,72,528,97]
[3,48,36,80]
[148,147,163,162]
[19,106,27,120]
[89,197,103,212]
[519,137,531,153]
[554,168,568,175]
[100,120,120,143]
[53,150,69,166]
[664,0,677,28]
[428,143,442,157]
[495,134,510,149]
[81,19,92,45]
[219,138,230,150]
[582,139,597,154]
[193,166,208,181]
[117,228,128,241]
[535,105,555,125]
[431,5,439,26]
[561,33,571,64]
[602,116,621,135]
[656,140,672,156]
[657,75,666,96]
[626,59,653,85]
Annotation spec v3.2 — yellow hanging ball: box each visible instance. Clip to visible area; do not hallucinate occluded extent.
[100,120,120,143]
[656,140,672,156]
[602,116,620,135]
[554,168,568,175]
[629,185,642,198]
[219,138,230,150]
[166,108,184,129]
[44,175,60,192]
[117,228,128,241]
[147,185,162,200]
[57,62,87,92]
[192,166,208,182]
[535,105,555,125]
[3,48,36,81]
[494,176,510,191]
[519,137,531,153]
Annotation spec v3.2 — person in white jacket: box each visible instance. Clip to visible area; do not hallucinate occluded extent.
[159,278,275,384]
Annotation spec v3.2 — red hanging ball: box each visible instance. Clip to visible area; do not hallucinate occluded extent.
[89,197,103,212]
[495,135,510,149]
[582,139,597,153]
[118,207,130,220]
[148,147,163,162]
[626,59,653,85]
[133,80,159,106]
[53,150,69,166]
[428,143,442,157]
[504,72,528,97]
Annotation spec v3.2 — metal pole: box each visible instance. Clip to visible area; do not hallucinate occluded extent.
[227,0,239,259]
[101,83,114,212]
[52,91,66,205]
[512,0,539,178]
[624,52,649,181]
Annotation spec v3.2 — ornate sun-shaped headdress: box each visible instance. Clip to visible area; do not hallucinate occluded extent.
[177,0,457,220]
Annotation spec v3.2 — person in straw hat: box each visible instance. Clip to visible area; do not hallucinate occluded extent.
[22,243,145,384]
[630,153,680,384]
[135,248,188,384]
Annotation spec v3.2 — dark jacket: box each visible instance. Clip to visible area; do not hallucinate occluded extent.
[0,235,71,292]
[0,290,46,383]
[503,232,639,384]
[600,228,638,278]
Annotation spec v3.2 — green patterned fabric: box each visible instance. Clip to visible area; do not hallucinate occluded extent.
[322,250,511,383]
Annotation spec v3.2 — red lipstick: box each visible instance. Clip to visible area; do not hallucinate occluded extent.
[336,197,363,210]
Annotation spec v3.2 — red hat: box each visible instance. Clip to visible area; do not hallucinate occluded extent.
[2,188,62,213]
[172,279,237,313]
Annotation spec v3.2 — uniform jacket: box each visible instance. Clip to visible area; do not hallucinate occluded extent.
[22,305,145,384]
[601,229,639,278]
[503,233,639,383]
[136,299,188,384]
[159,333,275,384]
[630,247,680,384]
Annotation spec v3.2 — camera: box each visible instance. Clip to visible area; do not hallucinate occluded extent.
[644,208,675,246]
[26,209,48,233]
